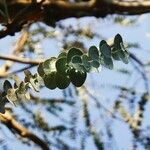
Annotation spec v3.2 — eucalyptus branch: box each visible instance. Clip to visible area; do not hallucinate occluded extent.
[0,34,129,114]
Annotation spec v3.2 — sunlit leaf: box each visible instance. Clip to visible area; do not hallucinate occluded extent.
[42,57,57,75]
[56,57,68,75]
[24,70,32,78]
[13,75,22,87]
[16,92,30,101]
[30,75,41,92]
[15,82,30,100]
[70,55,85,72]
[81,54,91,71]
[71,63,85,72]
[24,72,42,92]
[6,88,17,106]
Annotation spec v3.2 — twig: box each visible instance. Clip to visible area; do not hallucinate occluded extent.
[130,60,149,92]
[129,53,144,67]
[0,55,43,65]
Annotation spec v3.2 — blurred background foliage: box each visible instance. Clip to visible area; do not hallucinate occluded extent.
[0,1,150,150]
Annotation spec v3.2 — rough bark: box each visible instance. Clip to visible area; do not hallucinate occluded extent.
[0,0,150,38]
[0,0,150,22]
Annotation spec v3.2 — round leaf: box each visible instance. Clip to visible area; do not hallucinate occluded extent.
[71,63,85,72]
[88,46,99,60]
[71,55,82,64]
[58,52,67,58]
[90,60,100,68]
[114,34,123,45]
[56,73,70,89]
[3,80,12,92]
[118,51,129,64]
[68,69,87,87]
[70,55,85,71]
[37,63,45,77]
[43,57,57,75]
[99,40,107,48]
[81,55,91,71]
[6,88,17,105]
[113,34,123,50]
[43,72,57,90]
[103,57,113,70]
[100,43,111,58]
[112,47,121,60]
[56,57,68,75]
[67,48,83,63]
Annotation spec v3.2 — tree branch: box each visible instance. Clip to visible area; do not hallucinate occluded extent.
[0,111,50,150]
[49,0,97,10]
[0,55,43,65]
[108,0,150,15]
[0,0,150,25]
